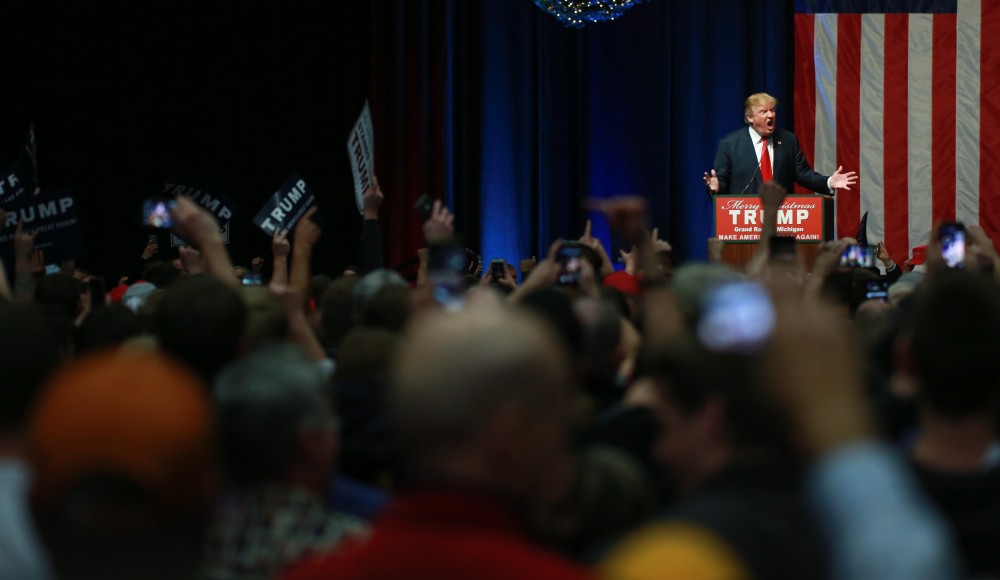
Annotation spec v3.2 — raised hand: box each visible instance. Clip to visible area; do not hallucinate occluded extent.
[272,228,290,258]
[141,238,158,260]
[619,246,638,275]
[423,200,454,244]
[14,219,37,261]
[759,181,787,209]
[293,207,322,251]
[703,169,720,194]
[170,196,221,247]
[829,165,858,191]
[363,175,385,219]
[178,245,202,276]
[650,227,672,253]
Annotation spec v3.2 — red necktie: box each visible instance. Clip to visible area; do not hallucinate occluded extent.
[760,137,773,183]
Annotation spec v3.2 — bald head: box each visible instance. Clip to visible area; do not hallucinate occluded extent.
[391,307,574,462]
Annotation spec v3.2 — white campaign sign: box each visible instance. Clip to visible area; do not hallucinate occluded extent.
[347,100,374,215]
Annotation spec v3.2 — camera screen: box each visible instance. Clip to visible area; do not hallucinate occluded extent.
[143,199,175,229]
[556,243,582,286]
[940,224,966,268]
[697,282,775,353]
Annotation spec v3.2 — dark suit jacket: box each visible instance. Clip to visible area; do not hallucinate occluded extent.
[713,127,830,196]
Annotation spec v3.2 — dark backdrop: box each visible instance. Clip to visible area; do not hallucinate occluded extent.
[0,0,794,280]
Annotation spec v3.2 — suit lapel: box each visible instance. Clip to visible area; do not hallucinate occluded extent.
[741,130,761,189]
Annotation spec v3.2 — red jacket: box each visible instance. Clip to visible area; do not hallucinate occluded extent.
[285,488,592,580]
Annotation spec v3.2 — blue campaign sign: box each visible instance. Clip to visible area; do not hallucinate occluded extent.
[252,172,321,235]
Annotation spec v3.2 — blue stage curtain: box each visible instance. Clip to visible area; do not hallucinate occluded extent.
[374,0,794,266]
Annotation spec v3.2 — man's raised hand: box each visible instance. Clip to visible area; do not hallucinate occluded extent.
[423,200,454,244]
[829,165,858,191]
[703,169,720,194]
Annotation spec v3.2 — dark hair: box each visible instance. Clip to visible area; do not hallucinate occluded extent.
[154,276,246,382]
[214,345,328,486]
[643,338,791,454]
[518,289,584,359]
[362,286,410,333]
[76,305,143,354]
[141,261,181,290]
[0,302,61,432]
[320,276,358,349]
[910,270,1000,417]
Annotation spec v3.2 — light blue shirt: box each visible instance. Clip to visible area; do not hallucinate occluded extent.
[0,460,50,580]
[809,441,958,580]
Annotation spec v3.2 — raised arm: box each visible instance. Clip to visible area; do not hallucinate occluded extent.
[170,196,239,288]
[290,207,322,311]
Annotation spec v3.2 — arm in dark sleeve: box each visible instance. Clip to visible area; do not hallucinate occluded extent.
[358,218,383,275]
[713,139,734,195]
[882,262,903,283]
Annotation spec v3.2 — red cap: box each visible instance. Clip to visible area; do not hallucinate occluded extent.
[602,271,641,296]
[910,245,928,266]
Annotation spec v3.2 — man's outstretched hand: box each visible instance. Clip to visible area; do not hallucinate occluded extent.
[829,165,858,191]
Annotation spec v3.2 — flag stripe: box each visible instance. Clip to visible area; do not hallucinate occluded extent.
[860,14,886,244]
[956,0,980,226]
[794,14,817,195]
[814,13,839,236]
[932,14,957,224]
[908,15,934,247]
[883,13,910,263]
[837,15,862,237]
[980,0,1000,242]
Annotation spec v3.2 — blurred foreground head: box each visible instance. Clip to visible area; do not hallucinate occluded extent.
[390,304,575,500]
[28,351,215,580]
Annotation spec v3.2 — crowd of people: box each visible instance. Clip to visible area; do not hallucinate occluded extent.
[0,177,996,579]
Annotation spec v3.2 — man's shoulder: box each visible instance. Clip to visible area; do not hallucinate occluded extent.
[720,127,750,143]
[773,127,799,144]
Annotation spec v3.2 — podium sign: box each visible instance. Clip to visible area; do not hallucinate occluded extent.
[714,195,828,243]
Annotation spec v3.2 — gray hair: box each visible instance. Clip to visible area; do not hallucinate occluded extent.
[352,269,408,317]
[213,344,329,486]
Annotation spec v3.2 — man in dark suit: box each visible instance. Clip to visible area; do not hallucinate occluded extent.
[703,93,857,196]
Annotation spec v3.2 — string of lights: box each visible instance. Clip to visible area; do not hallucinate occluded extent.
[533,0,649,28]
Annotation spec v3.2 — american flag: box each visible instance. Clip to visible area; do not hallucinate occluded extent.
[794,0,998,265]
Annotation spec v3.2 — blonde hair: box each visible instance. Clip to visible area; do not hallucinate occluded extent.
[744,93,778,123]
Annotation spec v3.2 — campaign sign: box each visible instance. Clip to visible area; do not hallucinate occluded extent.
[0,187,85,263]
[0,149,37,207]
[714,195,825,243]
[347,100,374,214]
[162,179,237,247]
[252,172,318,235]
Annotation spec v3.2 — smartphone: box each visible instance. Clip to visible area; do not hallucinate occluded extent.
[864,279,889,301]
[142,199,176,229]
[88,277,107,310]
[840,244,877,269]
[769,235,796,262]
[939,222,966,268]
[148,234,158,245]
[697,282,776,353]
[556,241,583,286]
[44,264,60,276]
[241,273,263,286]
[489,259,506,284]
[414,194,434,222]
[428,243,469,311]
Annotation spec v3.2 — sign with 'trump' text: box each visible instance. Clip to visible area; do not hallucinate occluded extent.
[347,100,374,215]
[714,196,826,242]
[163,179,237,247]
[252,172,319,235]
[0,187,85,263]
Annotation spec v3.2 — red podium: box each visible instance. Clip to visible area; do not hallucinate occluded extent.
[713,195,834,270]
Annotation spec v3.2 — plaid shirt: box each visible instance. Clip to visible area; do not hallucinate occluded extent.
[204,485,367,580]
